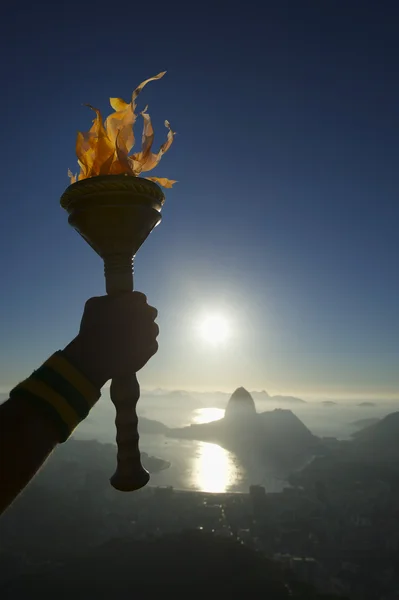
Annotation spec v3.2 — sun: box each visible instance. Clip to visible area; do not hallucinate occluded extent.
[198,314,230,345]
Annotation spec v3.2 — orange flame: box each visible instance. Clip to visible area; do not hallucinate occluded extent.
[68,72,176,189]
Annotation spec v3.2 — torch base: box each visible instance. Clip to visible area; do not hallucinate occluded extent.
[110,468,150,492]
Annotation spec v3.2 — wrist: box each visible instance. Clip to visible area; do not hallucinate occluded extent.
[62,337,108,390]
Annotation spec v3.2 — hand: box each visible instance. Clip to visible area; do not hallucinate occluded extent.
[63,292,159,388]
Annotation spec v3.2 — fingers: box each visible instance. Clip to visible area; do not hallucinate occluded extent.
[129,293,158,323]
[117,293,158,321]
[83,292,159,344]
[131,294,158,324]
[138,315,159,345]
[136,312,159,368]
[84,294,158,319]
[148,305,158,320]
[80,293,160,377]
[152,322,159,338]
[131,291,148,304]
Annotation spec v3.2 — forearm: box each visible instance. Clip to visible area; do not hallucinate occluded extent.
[0,340,103,516]
[0,293,158,515]
[0,396,60,515]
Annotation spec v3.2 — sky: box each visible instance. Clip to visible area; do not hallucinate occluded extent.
[0,1,398,399]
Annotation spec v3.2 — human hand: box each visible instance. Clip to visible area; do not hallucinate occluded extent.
[62,292,159,389]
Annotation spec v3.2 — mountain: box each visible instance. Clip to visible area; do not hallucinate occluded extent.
[225,386,256,419]
[258,408,316,444]
[250,389,270,398]
[84,411,168,436]
[170,389,194,398]
[141,388,200,409]
[357,401,376,407]
[271,394,306,404]
[0,393,9,405]
[138,417,168,435]
[167,388,320,470]
[250,391,306,403]
[55,438,170,475]
[257,409,321,464]
[350,417,380,432]
[352,412,399,459]
[140,388,307,405]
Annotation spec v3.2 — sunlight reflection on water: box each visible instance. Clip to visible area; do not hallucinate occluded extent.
[192,441,239,493]
[190,409,238,492]
[193,407,225,424]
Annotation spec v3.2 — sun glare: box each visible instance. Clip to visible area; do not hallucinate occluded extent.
[198,314,230,345]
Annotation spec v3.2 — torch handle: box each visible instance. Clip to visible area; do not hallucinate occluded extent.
[104,255,150,491]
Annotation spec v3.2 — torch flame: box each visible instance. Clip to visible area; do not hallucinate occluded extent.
[68,72,176,189]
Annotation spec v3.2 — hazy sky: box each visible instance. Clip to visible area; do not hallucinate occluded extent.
[0,1,398,399]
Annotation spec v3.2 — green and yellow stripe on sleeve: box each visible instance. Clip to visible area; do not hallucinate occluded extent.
[10,351,101,442]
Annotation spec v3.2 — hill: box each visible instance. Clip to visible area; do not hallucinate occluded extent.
[225,386,256,418]
[256,409,321,468]
[271,394,306,404]
[350,417,380,433]
[352,412,399,458]
[138,417,168,435]
[139,388,307,405]
[251,391,306,404]
[55,438,170,476]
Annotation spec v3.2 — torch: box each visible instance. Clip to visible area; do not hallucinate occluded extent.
[60,73,176,491]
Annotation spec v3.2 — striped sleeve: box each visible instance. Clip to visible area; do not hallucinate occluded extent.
[9,351,101,443]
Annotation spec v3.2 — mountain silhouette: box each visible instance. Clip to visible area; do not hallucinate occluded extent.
[167,388,320,470]
[139,388,306,405]
[250,389,270,398]
[225,386,256,419]
[353,412,399,458]
[269,395,306,404]
[55,438,170,475]
[138,417,168,434]
[350,417,380,433]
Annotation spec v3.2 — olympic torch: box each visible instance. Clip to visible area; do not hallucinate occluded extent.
[60,72,176,491]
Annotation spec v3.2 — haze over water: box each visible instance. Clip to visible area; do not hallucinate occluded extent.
[75,391,398,494]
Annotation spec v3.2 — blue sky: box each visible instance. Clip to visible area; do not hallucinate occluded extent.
[0,1,398,398]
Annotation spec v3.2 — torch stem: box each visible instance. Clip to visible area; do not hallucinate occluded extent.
[104,254,134,294]
[103,254,150,492]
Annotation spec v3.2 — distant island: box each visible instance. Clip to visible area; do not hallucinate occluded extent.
[321,401,337,406]
[358,401,376,407]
